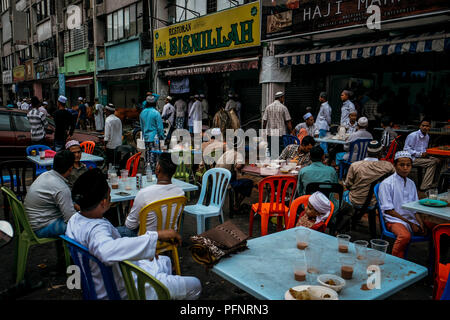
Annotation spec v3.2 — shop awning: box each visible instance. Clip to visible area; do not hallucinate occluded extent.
[158,57,259,77]
[277,31,450,67]
[65,75,94,88]
[97,66,149,81]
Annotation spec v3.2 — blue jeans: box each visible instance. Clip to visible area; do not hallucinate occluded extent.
[35,218,67,238]
[116,226,138,238]
[319,129,328,154]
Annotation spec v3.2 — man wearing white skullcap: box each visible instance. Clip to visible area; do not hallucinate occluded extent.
[295,191,332,229]
[378,151,425,258]
[54,95,75,151]
[336,116,373,165]
[65,140,88,189]
[294,112,319,137]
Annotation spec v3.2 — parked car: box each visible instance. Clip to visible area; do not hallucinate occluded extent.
[0,107,103,160]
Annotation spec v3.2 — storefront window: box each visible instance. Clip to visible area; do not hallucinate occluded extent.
[117,9,124,39]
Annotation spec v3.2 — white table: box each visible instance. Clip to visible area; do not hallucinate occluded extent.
[401,192,450,220]
[27,153,104,167]
[110,175,198,203]
[315,137,347,145]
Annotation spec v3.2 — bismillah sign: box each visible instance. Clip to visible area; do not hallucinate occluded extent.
[154,2,260,61]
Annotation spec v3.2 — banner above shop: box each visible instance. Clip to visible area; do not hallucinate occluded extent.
[2,70,12,84]
[13,65,25,82]
[261,0,450,41]
[24,60,34,81]
[154,2,260,61]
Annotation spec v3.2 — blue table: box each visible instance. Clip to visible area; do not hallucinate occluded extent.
[402,192,450,220]
[27,153,104,167]
[315,137,347,145]
[110,176,198,203]
[212,227,427,300]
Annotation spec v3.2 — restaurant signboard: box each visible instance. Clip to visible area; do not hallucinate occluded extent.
[261,0,450,41]
[36,60,57,80]
[154,2,260,61]
[2,70,13,84]
[13,65,25,82]
[24,60,34,81]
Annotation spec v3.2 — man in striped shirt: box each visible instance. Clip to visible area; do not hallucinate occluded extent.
[27,96,48,145]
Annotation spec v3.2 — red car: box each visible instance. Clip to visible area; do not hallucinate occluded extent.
[0,107,103,160]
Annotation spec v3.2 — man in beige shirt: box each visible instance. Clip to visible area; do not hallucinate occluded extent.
[344,140,395,208]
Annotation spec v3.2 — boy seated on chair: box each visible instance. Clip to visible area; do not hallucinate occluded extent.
[295,191,331,230]
[66,168,201,300]
[378,151,445,258]
[117,153,185,238]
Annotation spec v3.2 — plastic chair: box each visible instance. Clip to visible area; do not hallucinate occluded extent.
[432,223,450,300]
[381,135,402,163]
[282,135,300,149]
[305,182,344,235]
[441,271,450,300]
[286,195,335,232]
[125,152,141,177]
[373,183,431,259]
[174,160,192,201]
[0,160,36,221]
[80,141,96,155]
[184,168,232,234]
[115,145,136,171]
[1,186,70,284]
[82,161,97,169]
[137,196,186,275]
[26,145,51,176]
[249,175,297,237]
[60,235,121,300]
[118,260,170,300]
[296,128,308,145]
[339,139,372,180]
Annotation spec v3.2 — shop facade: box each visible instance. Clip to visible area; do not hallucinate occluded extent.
[153,2,262,124]
[261,0,450,127]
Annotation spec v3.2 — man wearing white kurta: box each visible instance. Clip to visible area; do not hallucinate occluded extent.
[189,95,203,135]
[67,169,201,300]
[94,98,104,132]
[316,92,332,154]
[104,104,122,165]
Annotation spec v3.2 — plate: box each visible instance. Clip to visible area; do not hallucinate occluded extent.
[285,285,338,300]
[290,170,299,174]
[419,199,448,207]
[115,192,131,196]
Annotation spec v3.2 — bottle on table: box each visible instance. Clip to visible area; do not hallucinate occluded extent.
[146,162,153,182]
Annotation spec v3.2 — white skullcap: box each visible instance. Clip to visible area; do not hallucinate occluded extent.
[43,101,48,105]
[303,112,313,121]
[394,151,412,161]
[166,96,172,101]
[65,140,80,149]
[78,97,83,101]
[211,128,221,136]
[358,117,369,127]
[275,91,284,98]
[105,104,115,112]
[309,191,331,223]
[58,96,67,104]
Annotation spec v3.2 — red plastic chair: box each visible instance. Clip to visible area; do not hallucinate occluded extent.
[80,141,96,155]
[432,223,450,300]
[286,195,335,233]
[126,152,142,177]
[297,128,308,145]
[249,175,297,237]
[381,135,401,163]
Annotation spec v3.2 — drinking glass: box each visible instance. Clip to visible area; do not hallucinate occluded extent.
[296,228,311,250]
[354,240,369,261]
[337,234,351,253]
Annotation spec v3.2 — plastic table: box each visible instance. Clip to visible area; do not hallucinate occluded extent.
[315,137,347,145]
[401,192,450,220]
[212,227,428,300]
[426,146,450,157]
[110,176,198,203]
[27,153,104,167]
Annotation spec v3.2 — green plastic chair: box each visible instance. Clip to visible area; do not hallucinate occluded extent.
[1,186,71,284]
[174,160,192,201]
[118,260,171,300]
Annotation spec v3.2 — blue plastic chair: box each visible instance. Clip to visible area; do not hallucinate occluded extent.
[82,161,97,169]
[60,235,121,300]
[282,135,300,149]
[339,139,372,180]
[26,145,51,176]
[373,183,431,259]
[183,168,232,234]
[441,271,450,300]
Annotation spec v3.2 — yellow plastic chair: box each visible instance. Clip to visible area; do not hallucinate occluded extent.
[138,196,187,275]
[119,260,171,300]
[1,186,71,284]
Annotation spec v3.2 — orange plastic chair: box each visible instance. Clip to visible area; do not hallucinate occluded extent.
[286,195,335,233]
[80,141,96,155]
[297,128,308,145]
[126,152,142,177]
[381,135,401,163]
[432,223,450,300]
[249,175,297,237]
[138,196,187,275]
